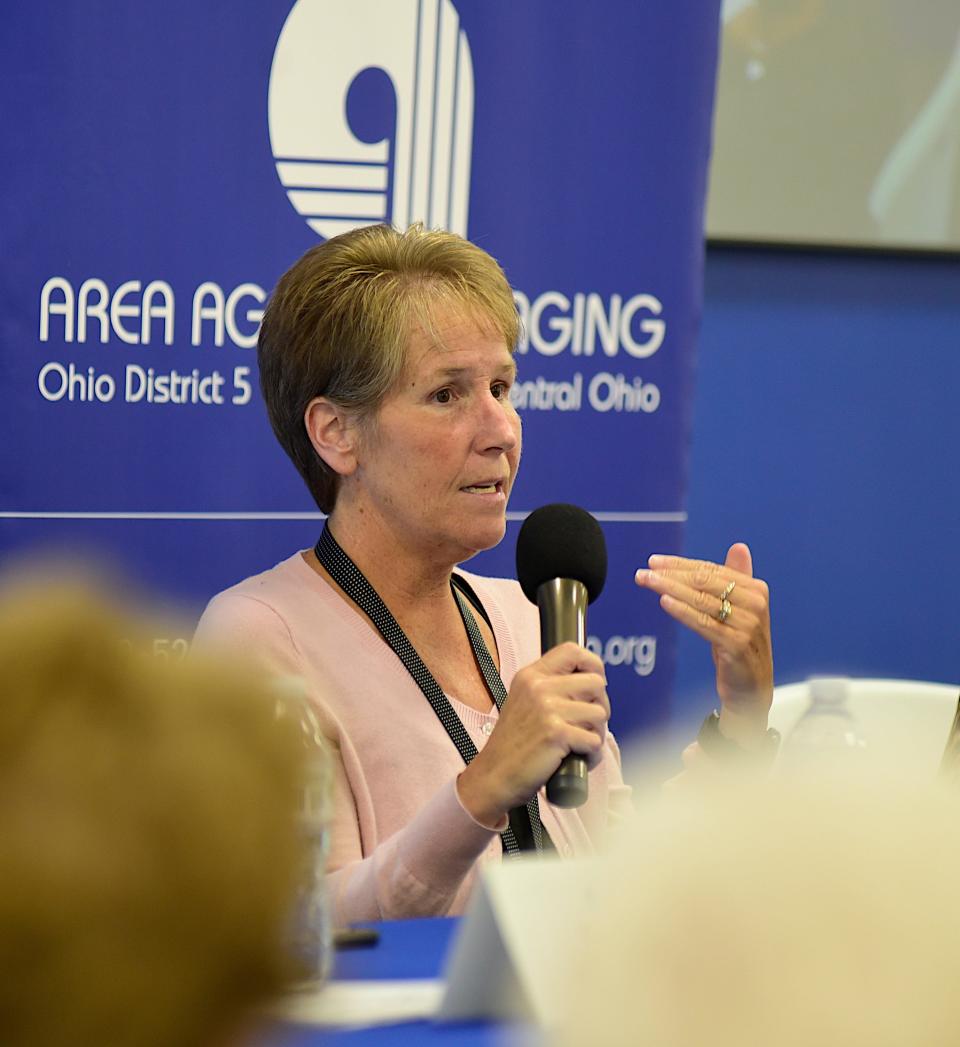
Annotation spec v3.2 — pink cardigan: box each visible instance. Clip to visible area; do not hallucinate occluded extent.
[194,552,631,923]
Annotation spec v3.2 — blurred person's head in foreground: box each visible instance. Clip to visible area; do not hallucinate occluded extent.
[560,775,960,1047]
[0,576,308,1047]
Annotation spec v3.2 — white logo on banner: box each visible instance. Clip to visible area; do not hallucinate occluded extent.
[267,0,474,241]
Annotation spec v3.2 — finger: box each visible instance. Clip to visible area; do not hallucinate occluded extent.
[647,551,754,580]
[538,641,606,678]
[647,553,726,573]
[658,591,756,648]
[561,723,607,767]
[551,674,611,716]
[637,572,724,620]
[641,559,757,591]
[639,564,759,588]
[636,568,767,615]
[724,542,753,578]
[556,696,609,732]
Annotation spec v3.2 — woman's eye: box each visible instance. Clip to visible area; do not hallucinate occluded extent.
[491,382,508,399]
[434,388,452,404]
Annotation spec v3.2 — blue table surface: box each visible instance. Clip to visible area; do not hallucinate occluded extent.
[331,917,459,981]
[259,917,540,1046]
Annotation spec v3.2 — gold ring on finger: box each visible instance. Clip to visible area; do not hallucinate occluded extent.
[720,581,736,601]
[718,598,733,624]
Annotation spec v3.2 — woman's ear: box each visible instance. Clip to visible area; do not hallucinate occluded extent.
[304,397,359,477]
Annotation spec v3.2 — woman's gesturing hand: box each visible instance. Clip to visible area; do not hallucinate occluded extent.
[457,643,609,829]
[635,542,773,746]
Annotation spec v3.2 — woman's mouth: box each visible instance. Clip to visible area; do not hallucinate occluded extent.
[461,481,504,495]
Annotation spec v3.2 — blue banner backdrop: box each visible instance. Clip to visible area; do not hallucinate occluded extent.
[1,1,721,739]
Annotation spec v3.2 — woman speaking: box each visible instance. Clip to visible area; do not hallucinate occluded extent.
[194,224,774,923]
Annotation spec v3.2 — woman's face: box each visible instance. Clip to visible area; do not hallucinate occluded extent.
[351,312,521,568]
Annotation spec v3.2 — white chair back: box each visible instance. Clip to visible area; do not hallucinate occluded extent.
[769,677,960,780]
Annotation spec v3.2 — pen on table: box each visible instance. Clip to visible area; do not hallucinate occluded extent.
[332,927,380,949]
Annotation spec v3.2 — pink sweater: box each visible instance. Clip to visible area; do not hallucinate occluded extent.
[193,552,632,923]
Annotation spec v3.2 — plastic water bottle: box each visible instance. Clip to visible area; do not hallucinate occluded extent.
[780,677,868,779]
[273,677,333,986]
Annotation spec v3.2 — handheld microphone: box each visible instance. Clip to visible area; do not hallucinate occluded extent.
[516,503,607,808]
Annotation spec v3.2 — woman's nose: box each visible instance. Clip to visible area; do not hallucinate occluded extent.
[476,392,519,452]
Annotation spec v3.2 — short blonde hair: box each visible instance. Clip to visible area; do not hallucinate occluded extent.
[257,223,519,513]
[0,579,307,1047]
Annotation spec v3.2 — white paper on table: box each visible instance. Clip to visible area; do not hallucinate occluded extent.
[272,978,444,1029]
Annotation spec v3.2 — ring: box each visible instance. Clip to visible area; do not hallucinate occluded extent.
[720,581,736,601]
[718,598,733,623]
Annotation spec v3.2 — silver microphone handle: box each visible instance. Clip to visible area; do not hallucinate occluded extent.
[537,578,590,808]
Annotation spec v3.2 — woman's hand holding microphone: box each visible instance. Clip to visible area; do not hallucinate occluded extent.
[457,643,609,829]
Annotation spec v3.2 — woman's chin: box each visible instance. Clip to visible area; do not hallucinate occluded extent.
[453,521,507,562]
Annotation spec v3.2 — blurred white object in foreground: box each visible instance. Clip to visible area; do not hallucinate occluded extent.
[558,774,960,1047]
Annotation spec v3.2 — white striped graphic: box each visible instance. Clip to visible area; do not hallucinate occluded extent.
[275,161,389,192]
[286,190,387,220]
[268,0,473,241]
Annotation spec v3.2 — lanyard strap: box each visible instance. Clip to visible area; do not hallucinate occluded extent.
[315,524,544,855]
[451,584,544,853]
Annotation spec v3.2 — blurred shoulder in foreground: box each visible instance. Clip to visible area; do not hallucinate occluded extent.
[0,575,307,1047]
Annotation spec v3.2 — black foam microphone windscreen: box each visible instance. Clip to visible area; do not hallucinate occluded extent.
[516,502,607,606]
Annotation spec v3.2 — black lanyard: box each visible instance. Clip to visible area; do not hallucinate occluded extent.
[315,523,545,855]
